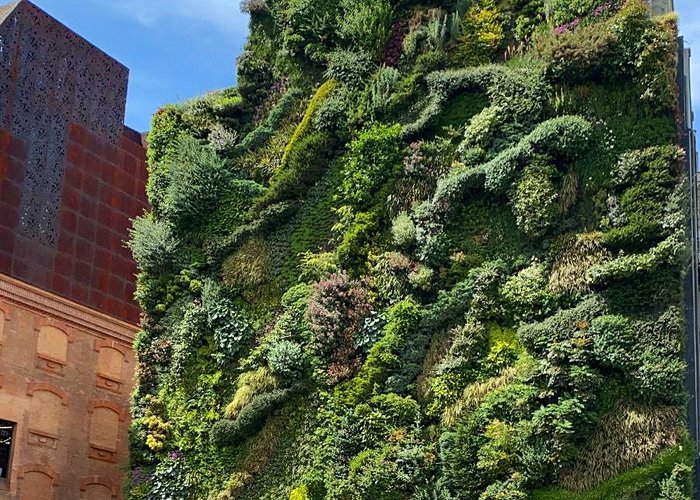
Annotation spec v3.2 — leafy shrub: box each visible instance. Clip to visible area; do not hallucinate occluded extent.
[657,463,692,500]
[511,159,559,238]
[362,66,402,121]
[501,262,558,323]
[237,87,304,153]
[460,105,501,151]
[338,123,404,208]
[147,455,189,500]
[532,443,694,500]
[306,272,372,382]
[424,115,592,229]
[128,215,180,274]
[225,367,280,419]
[337,0,393,56]
[211,389,292,447]
[442,365,520,427]
[236,49,273,105]
[453,1,505,66]
[289,484,311,500]
[265,339,306,378]
[204,180,266,241]
[536,19,615,82]
[325,49,375,88]
[610,0,678,110]
[544,0,602,26]
[258,131,331,208]
[338,299,422,405]
[351,393,422,447]
[298,251,338,283]
[146,106,187,211]
[588,230,688,288]
[160,136,232,234]
[370,252,416,304]
[277,0,340,64]
[391,212,417,249]
[388,139,453,216]
[279,81,337,170]
[201,281,253,362]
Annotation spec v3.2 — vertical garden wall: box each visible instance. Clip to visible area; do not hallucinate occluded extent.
[127,0,696,498]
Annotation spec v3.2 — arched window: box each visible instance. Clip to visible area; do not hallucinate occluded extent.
[36,326,69,376]
[19,466,56,500]
[88,403,124,463]
[95,344,126,393]
[26,385,67,449]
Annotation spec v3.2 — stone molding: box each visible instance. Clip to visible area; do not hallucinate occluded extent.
[0,273,137,345]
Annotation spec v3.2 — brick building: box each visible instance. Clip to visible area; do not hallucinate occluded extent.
[0,1,148,498]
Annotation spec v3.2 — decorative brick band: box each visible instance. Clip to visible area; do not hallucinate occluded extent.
[0,273,137,344]
[26,382,69,406]
[89,400,127,422]
[80,475,118,497]
[94,338,131,361]
[18,464,60,486]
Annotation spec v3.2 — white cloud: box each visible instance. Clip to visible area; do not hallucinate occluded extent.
[90,0,248,35]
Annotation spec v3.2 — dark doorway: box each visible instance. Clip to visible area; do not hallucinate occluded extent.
[0,420,15,479]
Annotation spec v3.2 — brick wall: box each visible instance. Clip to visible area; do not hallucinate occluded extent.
[0,275,137,499]
[0,124,148,324]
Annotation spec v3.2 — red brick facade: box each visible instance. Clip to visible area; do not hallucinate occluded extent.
[0,275,137,499]
[0,124,147,324]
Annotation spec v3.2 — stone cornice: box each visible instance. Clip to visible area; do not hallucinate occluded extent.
[0,273,137,345]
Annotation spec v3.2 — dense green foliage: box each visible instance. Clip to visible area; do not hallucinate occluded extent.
[128,0,694,498]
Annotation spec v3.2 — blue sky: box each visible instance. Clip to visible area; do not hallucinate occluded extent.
[26,0,700,133]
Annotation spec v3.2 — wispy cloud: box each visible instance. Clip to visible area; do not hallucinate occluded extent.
[89,0,248,34]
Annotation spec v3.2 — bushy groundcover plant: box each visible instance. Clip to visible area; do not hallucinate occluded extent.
[128,0,694,498]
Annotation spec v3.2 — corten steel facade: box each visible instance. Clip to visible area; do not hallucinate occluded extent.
[0,1,148,498]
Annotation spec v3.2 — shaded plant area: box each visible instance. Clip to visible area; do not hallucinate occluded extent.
[127,0,693,498]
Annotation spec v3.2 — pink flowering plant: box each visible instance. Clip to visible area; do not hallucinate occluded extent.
[552,0,621,33]
[305,272,372,382]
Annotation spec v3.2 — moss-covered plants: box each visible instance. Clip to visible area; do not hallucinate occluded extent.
[128,0,693,498]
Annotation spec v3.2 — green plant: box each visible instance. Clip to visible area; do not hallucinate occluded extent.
[225,368,280,419]
[511,159,559,238]
[212,389,292,446]
[657,463,692,500]
[453,0,505,66]
[337,0,393,56]
[160,136,233,234]
[338,123,404,208]
[128,214,181,274]
[128,0,690,495]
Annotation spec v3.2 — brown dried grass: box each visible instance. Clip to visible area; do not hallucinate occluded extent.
[558,404,682,491]
[548,231,611,295]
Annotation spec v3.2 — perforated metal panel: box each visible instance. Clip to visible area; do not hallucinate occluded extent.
[0,0,128,246]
